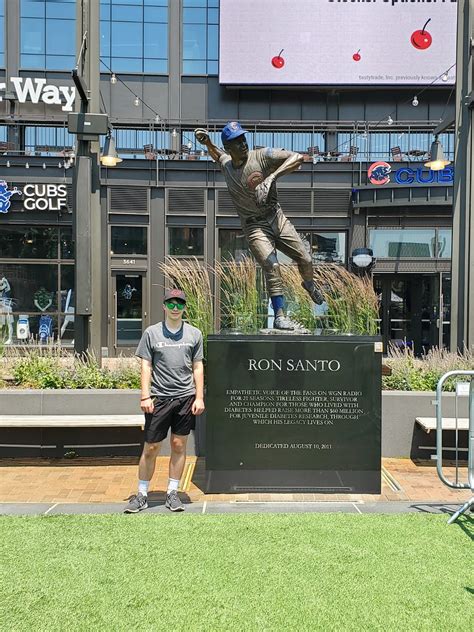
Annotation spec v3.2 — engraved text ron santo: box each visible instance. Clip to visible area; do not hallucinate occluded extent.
[248,358,341,372]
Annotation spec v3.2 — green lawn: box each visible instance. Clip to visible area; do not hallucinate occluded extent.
[0,514,472,631]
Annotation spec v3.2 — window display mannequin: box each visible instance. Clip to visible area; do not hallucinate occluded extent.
[33,287,54,343]
[0,276,14,344]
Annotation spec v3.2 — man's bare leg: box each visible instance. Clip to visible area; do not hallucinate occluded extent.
[138,441,161,482]
[169,434,188,481]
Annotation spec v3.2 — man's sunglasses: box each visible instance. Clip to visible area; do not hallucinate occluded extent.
[164,300,186,310]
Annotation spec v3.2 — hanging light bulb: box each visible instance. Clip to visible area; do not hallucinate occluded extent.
[187,141,192,150]
[58,161,63,168]
[100,130,123,167]
[25,162,29,169]
[110,73,117,85]
[387,115,394,126]
[412,95,419,107]
[172,128,177,138]
[155,114,161,123]
[425,136,451,171]
[42,162,46,170]
[6,160,10,168]
[200,149,205,157]
[134,96,140,107]
[441,72,448,82]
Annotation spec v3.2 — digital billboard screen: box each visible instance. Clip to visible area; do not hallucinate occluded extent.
[219,0,457,86]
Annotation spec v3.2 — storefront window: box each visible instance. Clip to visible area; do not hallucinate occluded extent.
[0,226,59,259]
[370,229,437,258]
[0,264,58,312]
[218,229,252,262]
[169,227,204,256]
[111,226,147,255]
[0,226,74,345]
[60,227,74,259]
[219,230,346,265]
[312,232,346,264]
[183,0,219,75]
[437,229,452,259]
[370,228,452,258]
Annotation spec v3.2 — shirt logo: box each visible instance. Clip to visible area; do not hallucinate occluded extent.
[246,171,264,190]
[154,342,193,349]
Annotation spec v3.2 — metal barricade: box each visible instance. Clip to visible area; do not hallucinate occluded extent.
[435,371,474,524]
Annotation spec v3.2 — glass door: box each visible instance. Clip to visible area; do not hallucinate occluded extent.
[374,274,440,355]
[111,273,146,350]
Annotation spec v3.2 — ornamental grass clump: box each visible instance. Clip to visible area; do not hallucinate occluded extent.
[281,264,379,335]
[214,257,266,332]
[382,345,474,392]
[280,265,317,331]
[159,257,214,349]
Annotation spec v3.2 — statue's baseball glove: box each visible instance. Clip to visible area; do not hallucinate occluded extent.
[194,128,210,144]
[255,176,275,206]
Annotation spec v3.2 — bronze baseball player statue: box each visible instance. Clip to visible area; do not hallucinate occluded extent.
[195,121,323,331]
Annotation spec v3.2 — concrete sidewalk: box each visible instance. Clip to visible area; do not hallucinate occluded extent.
[0,457,472,515]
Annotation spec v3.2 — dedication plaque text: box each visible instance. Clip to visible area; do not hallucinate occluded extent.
[206,335,381,493]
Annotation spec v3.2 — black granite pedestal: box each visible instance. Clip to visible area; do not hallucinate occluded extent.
[205,335,382,494]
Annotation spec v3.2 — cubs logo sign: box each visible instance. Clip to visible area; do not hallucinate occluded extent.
[368,161,391,186]
[0,181,21,213]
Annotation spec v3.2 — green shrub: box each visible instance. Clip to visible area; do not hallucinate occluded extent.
[382,346,474,391]
[11,350,141,390]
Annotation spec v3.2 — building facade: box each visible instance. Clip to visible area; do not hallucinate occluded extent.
[0,1,456,356]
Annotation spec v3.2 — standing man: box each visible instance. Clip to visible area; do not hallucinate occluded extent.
[195,122,324,331]
[124,288,205,513]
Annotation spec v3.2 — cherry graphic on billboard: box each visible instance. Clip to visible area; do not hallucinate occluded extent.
[411,19,432,50]
[352,49,361,62]
[271,49,285,69]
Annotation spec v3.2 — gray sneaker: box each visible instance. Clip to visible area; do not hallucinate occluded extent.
[274,315,309,333]
[124,492,148,514]
[165,490,185,512]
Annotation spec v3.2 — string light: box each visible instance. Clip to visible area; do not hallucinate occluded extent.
[58,161,63,169]
[6,160,10,168]
[42,162,46,169]
[100,56,454,160]
[187,141,192,149]
[110,73,117,85]
[25,162,29,169]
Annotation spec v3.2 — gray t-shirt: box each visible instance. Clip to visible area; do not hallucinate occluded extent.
[219,147,293,220]
[135,322,204,398]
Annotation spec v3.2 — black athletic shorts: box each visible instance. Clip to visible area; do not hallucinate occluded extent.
[144,395,195,444]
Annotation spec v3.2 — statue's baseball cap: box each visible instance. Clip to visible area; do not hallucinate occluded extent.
[221,121,249,144]
[164,288,186,303]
